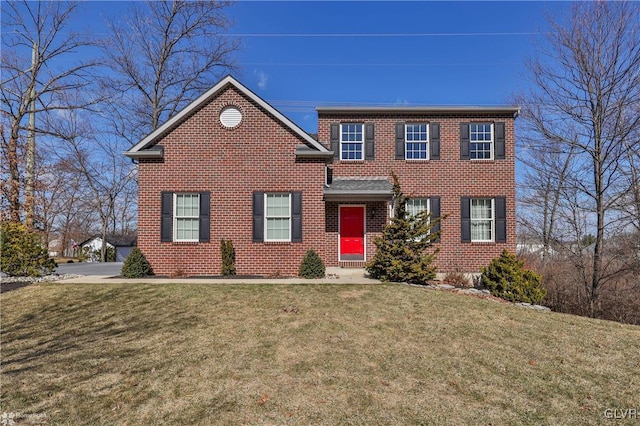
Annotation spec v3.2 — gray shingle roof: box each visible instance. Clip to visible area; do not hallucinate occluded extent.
[324,177,393,200]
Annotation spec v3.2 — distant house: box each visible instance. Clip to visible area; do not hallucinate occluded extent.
[108,234,138,262]
[124,75,518,276]
[48,239,63,257]
[79,235,137,262]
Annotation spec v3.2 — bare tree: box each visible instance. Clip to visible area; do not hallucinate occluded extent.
[46,104,135,262]
[518,131,577,260]
[519,2,640,316]
[618,118,640,231]
[1,1,98,225]
[35,150,96,256]
[101,0,239,143]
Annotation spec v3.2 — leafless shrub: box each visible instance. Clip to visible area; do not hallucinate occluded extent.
[523,251,640,325]
[442,271,472,288]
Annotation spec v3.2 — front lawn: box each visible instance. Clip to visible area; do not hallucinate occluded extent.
[1,283,638,424]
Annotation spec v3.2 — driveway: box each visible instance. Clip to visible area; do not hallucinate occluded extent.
[56,262,123,277]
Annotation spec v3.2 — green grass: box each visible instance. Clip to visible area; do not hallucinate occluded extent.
[1,283,639,425]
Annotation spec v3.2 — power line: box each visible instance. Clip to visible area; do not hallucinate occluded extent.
[244,62,521,67]
[229,32,546,37]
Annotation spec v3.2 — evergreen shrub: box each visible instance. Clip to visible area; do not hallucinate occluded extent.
[366,173,441,284]
[220,239,237,275]
[0,221,56,277]
[298,249,325,279]
[121,247,153,278]
[481,250,546,304]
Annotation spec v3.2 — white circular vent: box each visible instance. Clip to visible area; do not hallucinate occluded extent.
[220,106,242,128]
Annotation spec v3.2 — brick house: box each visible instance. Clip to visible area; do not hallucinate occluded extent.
[125,75,518,277]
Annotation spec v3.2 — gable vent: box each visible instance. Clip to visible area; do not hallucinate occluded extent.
[220,106,242,128]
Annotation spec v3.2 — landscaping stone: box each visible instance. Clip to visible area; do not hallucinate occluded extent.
[516,302,551,312]
[437,284,456,290]
[1,273,82,284]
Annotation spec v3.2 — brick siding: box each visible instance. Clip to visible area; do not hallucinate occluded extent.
[137,84,516,276]
[138,86,327,276]
[318,112,517,272]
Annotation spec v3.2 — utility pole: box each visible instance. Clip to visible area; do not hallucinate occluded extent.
[25,42,37,229]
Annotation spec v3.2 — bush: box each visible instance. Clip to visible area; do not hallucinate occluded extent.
[366,173,440,284]
[91,246,116,262]
[481,250,546,304]
[298,249,325,279]
[121,247,153,278]
[0,221,56,277]
[220,239,236,275]
[442,271,472,288]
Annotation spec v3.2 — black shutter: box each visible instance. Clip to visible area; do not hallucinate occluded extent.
[161,192,173,242]
[291,191,302,242]
[495,122,506,159]
[495,196,507,242]
[430,122,440,160]
[330,123,340,159]
[429,196,441,242]
[461,197,471,243]
[460,123,470,160]
[199,192,210,243]
[365,123,375,160]
[395,122,405,160]
[253,191,264,242]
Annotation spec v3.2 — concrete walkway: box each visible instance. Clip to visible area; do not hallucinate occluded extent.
[57,267,381,285]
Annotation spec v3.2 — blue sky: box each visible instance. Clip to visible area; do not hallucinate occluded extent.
[58,1,567,132]
[226,1,568,131]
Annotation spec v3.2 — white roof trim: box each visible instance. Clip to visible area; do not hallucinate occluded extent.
[125,75,328,155]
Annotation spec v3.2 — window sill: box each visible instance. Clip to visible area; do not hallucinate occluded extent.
[262,241,293,245]
[171,241,200,245]
[404,159,430,163]
[340,160,365,163]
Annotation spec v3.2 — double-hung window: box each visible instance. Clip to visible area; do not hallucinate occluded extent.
[470,123,493,160]
[253,191,301,243]
[406,198,430,217]
[174,193,200,242]
[265,193,291,241]
[470,198,494,242]
[405,124,428,160]
[340,123,363,160]
[406,197,442,242]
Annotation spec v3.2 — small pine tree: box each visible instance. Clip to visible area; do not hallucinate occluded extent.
[220,239,237,275]
[299,249,326,279]
[366,173,440,284]
[481,250,546,304]
[121,247,153,278]
[0,221,56,277]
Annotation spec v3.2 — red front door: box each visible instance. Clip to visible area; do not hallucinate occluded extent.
[340,206,365,261]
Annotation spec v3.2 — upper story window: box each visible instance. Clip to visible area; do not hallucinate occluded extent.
[405,124,428,160]
[396,122,440,161]
[174,193,200,242]
[461,122,505,161]
[470,123,493,160]
[265,193,291,242]
[340,123,363,161]
[470,198,494,242]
